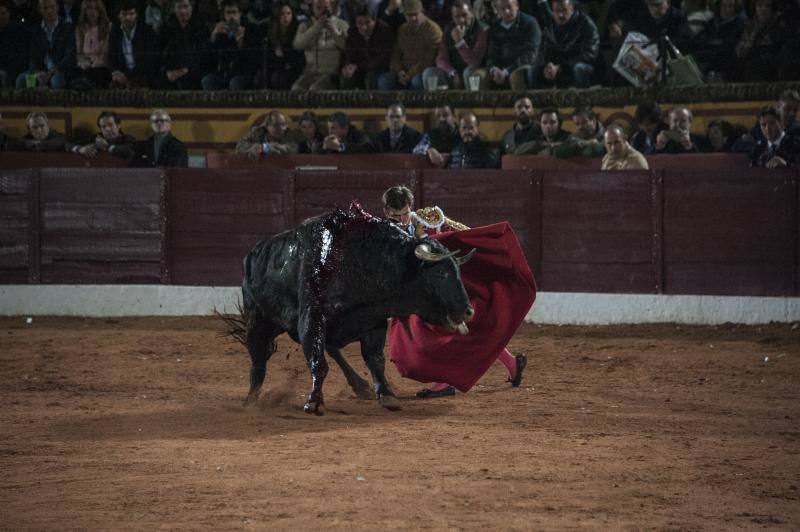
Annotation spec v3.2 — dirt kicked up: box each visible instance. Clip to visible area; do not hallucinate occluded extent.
[1,317,799,530]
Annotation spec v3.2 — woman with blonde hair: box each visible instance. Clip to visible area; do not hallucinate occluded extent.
[71,0,112,88]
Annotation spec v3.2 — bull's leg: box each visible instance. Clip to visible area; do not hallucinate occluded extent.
[244,313,281,405]
[360,327,402,411]
[327,347,373,400]
[298,306,329,416]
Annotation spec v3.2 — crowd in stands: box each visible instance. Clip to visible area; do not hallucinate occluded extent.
[1,89,798,168]
[1,0,798,91]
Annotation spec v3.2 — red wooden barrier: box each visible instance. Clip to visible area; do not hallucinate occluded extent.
[0,152,130,169]
[206,153,436,170]
[646,153,749,172]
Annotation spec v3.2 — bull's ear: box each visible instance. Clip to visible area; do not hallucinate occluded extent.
[455,248,476,266]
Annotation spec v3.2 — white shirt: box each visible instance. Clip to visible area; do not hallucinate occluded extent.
[122,24,137,70]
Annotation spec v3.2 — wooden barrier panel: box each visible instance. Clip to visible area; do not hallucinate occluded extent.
[206,153,435,170]
[38,168,164,283]
[502,155,602,171]
[293,170,418,222]
[539,170,658,293]
[646,153,749,172]
[419,169,538,273]
[168,168,294,286]
[662,167,797,296]
[0,152,130,169]
[0,169,34,283]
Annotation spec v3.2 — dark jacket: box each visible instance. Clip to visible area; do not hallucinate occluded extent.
[159,17,207,75]
[0,21,30,81]
[413,125,461,154]
[323,126,373,154]
[371,125,423,154]
[631,123,667,155]
[539,10,599,69]
[104,132,138,159]
[447,138,500,169]
[28,19,76,74]
[206,22,262,79]
[13,130,68,152]
[108,22,159,81]
[344,20,393,74]
[501,122,543,155]
[749,134,800,167]
[630,5,693,52]
[654,132,711,154]
[129,133,188,167]
[514,128,571,155]
[487,11,541,71]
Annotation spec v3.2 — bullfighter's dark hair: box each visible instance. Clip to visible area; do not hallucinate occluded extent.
[328,111,351,128]
[540,107,562,124]
[97,110,120,127]
[382,185,414,210]
[758,105,781,121]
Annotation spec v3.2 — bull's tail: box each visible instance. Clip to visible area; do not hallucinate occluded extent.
[215,299,248,347]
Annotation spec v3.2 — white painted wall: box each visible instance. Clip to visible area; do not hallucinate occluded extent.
[2,285,799,325]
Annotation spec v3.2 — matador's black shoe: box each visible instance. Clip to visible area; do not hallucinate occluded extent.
[415,386,456,398]
[508,354,527,387]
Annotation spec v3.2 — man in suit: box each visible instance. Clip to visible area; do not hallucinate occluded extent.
[130,109,189,167]
[750,106,800,168]
[15,0,75,89]
[371,103,423,154]
[108,0,159,88]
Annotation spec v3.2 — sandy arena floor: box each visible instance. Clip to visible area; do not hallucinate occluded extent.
[1,317,799,530]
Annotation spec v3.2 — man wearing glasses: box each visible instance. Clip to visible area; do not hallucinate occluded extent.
[130,108,188,167]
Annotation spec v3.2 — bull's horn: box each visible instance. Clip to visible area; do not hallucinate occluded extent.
[414,243,457,263]
[455,248,477,266]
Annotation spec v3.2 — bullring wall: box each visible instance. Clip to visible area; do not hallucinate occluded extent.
[1,154,796,298]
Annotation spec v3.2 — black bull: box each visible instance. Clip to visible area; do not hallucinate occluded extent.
[240,204,474,415]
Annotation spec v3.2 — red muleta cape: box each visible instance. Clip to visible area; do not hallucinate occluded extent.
[388,222,537,392]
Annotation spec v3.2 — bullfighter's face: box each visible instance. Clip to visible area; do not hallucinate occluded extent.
[384,204,412,226]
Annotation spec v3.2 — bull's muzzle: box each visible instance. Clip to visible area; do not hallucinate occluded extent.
[447,305,475,335]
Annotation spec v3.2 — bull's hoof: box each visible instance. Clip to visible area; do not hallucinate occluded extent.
[303,400,325,416]
[351,380,374,400]
[378,394,402,411]
[243,392,260,406]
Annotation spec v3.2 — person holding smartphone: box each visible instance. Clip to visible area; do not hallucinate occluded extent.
[201,0,261,90]
[654,106,711,154]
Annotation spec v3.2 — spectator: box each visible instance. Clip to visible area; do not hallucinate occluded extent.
[70,0,111,89]
[145,0,169,33]
[514,107,569,155]
[235,110,298,158]
[601,124,650,169]
[500,95,541,155]
[291,0,348,90]
[725,0,787,82]
[444,111,500,168]
[630,101,667,155]
[486,0,540,90]
[379,0,442,90]
[422,0,488,90]
[554,105,606,157]
[69,110,136,158]
[297,110,324,153]
[108,0,159,89]
[322,111,373,153]
[692,0,745,79]
[158,0,207,89]
[259,2,304,89]
[736,89,800,152]
[750,105,800,168]
[376,0,407,32]
[16,0,76,89]
[0,0,29,88]
[706,119,745,152]
[531,0,599,89]
[340,6,393,89]
[245,0,270,29]
[472,0,497,25]
[654,106,711,153]
[424,0,457,29]
[371,103,424,153]
[16,112,68,151]
[414,104,461,165]
[608,0,692,53]
[202,0,260,90]
[129,109,189,167]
